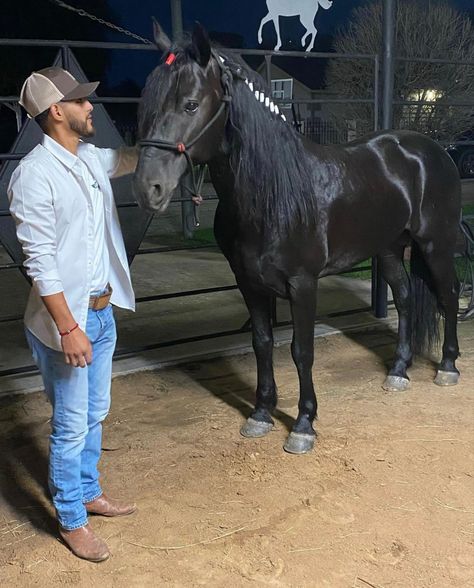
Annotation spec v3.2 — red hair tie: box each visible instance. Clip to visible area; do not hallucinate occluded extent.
[165,53,176,66]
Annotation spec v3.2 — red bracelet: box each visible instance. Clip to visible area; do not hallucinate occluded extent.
[59,323,79,337]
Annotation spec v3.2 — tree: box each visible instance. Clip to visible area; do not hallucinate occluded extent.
[325,0,474,141]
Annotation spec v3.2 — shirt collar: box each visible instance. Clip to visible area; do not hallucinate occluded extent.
[42,134,80,170]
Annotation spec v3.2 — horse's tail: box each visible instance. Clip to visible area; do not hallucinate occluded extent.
[410,241,441,355]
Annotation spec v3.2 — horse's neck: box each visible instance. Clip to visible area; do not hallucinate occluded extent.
[208,154,236,205]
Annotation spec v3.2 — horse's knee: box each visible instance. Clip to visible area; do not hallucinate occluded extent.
[291,341,314,369]
[253,328,273,346]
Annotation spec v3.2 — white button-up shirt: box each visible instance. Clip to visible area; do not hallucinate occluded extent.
[8,135,135,351]
[77,158,110,292]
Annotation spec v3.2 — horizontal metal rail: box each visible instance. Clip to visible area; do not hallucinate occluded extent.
[0,38,157,50]
[396,56,474,66]
[0,300,394,378]
[0,263,373,325]
[0,39,376,62]
[394,100,474,107]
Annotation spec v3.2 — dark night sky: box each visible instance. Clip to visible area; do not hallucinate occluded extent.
[103,0,474,86]
[106,0,474,45]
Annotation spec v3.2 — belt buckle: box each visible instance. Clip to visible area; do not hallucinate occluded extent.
[89,284,112,310]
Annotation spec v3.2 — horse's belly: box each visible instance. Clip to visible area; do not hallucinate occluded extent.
[325,190,411,270]
[324,219,408,275]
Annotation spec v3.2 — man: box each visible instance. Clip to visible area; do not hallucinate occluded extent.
[8,67,138,563]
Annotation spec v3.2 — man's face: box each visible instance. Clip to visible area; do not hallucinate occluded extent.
[60,97,95,138]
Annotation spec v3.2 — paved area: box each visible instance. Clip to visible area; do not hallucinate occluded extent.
[1,179,472,396]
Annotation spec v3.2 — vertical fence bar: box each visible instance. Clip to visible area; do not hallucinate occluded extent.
[265,54,272,89]
[60,45,70,70]
[372,0,396,319]
[373,54,380,132]
[170,0,194,238]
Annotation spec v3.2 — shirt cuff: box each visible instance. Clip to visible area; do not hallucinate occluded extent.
[33,277,64,297]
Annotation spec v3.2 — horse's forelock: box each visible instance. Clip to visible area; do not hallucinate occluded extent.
[138,43,198,138]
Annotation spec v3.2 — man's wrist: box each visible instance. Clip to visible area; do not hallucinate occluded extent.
[58,323,79,337]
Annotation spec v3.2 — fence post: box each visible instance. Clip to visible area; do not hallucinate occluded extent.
[170,0,195,239]
[372,0,396,319]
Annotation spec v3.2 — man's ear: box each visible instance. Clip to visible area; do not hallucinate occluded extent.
[191,22,211,67]
[152,17,172,52]
[49,103,63,122]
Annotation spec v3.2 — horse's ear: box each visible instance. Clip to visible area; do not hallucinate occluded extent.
[152,17,172,52]
[191,22,211,67]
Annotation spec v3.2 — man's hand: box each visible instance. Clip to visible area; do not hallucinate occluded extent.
[41,291,92,367]
[113,146,139,178]
[61,327,93,368]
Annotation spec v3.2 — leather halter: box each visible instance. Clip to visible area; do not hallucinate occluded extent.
[138,51,237,224]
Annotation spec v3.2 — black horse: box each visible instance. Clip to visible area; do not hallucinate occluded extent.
[133,22,462,454]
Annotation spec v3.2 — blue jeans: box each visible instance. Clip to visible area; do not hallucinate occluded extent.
[25,304,117,530]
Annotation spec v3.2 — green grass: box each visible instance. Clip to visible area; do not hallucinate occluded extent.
[183,227,217,246]
[147,227,217,248]
[463,203,474,217]
[342,257,471,282]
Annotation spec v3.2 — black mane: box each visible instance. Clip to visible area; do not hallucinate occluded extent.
[221,52,320,232]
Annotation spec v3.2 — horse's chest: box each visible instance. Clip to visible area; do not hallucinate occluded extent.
[233,245,288,296]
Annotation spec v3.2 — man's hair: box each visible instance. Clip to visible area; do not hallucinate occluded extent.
[35,108,51,133]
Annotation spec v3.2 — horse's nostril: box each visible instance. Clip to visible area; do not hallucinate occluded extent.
[151,184,162,201]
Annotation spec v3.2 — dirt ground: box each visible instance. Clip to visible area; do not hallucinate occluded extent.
[0,323,473,588]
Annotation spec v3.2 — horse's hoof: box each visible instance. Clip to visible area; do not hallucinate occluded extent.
[240,417,273,438]
[382,375,410,392]
[434,370,459,386]
[283,432,315,454]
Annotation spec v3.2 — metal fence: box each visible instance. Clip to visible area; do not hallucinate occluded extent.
[0,37,472,380]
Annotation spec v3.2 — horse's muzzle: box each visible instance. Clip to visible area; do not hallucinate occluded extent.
[133,177,168,213]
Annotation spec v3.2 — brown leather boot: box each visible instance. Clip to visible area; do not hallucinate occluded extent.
[59,524,110,562]
[85,493,137,517]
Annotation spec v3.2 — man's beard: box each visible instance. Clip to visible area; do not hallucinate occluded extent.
[68,115,95,138]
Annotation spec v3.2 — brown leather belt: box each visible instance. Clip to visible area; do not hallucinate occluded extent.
[89,284,112,310]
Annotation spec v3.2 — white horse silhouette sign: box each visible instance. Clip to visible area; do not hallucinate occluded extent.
[258,0,334,52]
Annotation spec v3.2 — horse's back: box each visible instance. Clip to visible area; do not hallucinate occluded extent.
[313,130,461,273]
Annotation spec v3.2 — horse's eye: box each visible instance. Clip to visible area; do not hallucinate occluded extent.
[185,101,199,114]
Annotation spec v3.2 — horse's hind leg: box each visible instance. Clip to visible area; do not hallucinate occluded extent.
[379,243,413,391]
[238,283,278,438]
[416,241,460,385]
[284,277,318,454]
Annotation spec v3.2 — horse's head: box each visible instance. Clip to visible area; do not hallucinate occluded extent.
[133,21,227,213]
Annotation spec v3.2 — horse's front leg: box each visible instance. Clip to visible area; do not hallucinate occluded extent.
[285,277,318,454]
[238,282,277,438]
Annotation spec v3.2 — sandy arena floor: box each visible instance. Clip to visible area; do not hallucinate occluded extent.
[0,322,473,587]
